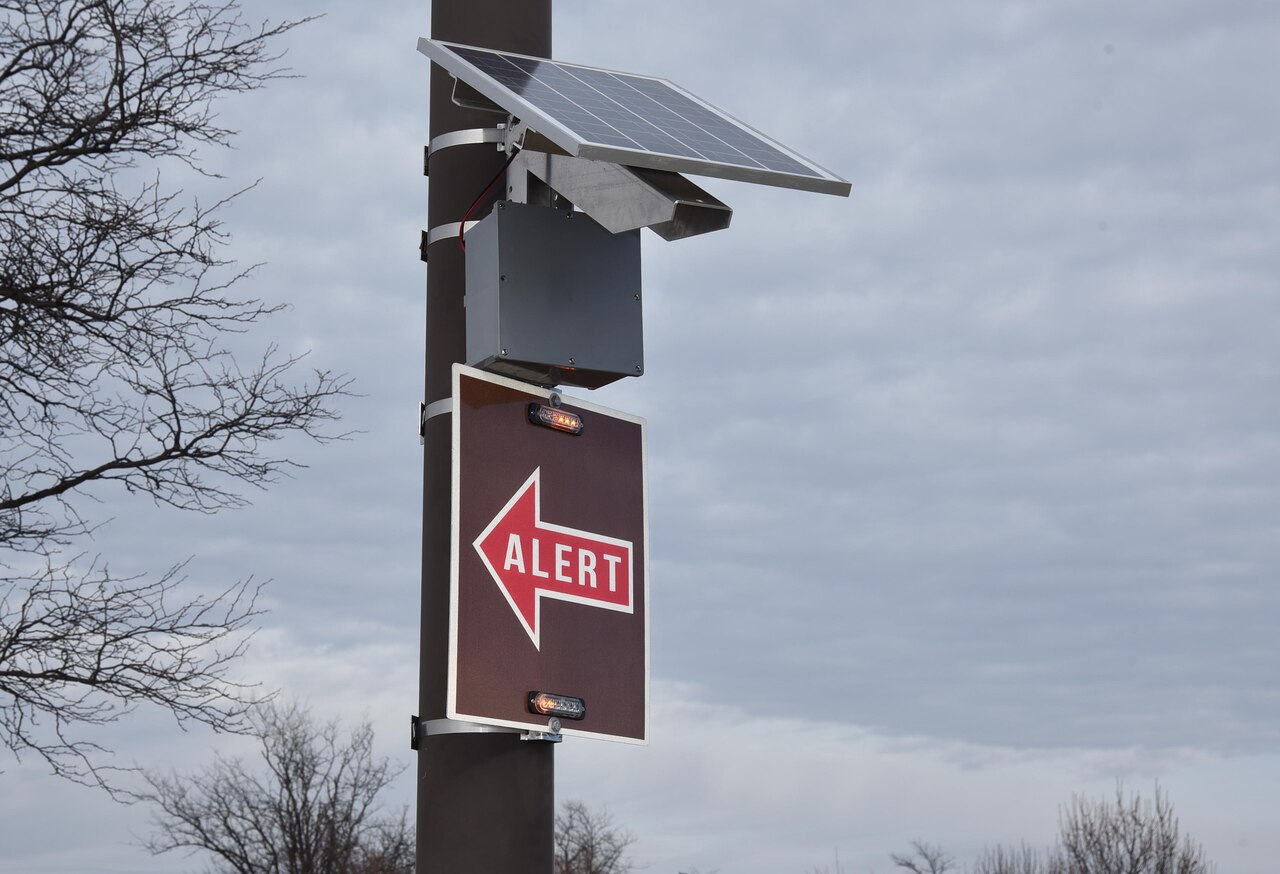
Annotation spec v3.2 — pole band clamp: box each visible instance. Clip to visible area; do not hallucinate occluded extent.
[419,220,482,262]
[423,398,452,421]
[421,718,519,737]
[425,220,482,248]
[419,398,452,443]
[425,127,506,175]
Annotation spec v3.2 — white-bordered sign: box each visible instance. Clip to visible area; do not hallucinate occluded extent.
[448,365,649,743]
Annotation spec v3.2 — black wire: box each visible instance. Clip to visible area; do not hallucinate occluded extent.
[459,147,521,253]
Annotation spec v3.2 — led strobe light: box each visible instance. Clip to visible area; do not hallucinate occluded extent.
[528,403,584,435]
[528,691,587,721]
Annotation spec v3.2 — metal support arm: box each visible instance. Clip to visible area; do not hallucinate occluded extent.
[509,151,732,241]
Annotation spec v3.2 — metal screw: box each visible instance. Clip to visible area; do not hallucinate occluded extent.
[633,293,640,300]
[635,365,643,373]
[500,274,506,282]
[500,348,508,356]
[548,717,562,734]
[567,357,576,365]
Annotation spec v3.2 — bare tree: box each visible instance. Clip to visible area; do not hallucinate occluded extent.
[1056,784,1214,874]
[351,809,416,874]
[555,800,637,874]
[0,0,346,788]
[891,840,956,874]
[142,701,411,874]
[895,784,1214,874]
[971,843,1063,874]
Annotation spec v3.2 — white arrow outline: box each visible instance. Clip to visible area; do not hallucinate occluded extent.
[473,467,634,650]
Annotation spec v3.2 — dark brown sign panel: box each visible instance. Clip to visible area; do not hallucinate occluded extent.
[449,365,648,743]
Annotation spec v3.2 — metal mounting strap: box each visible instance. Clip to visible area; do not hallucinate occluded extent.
[422,718,519,737]
[425,220,482,248]
[419,220,484,262]
[418,398,453,444]
[423,398,452,421]
[425,127,506,175]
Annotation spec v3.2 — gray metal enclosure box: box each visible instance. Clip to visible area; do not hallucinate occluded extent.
[464,201,643,390]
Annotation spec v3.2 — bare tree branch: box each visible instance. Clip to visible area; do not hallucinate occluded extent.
[971,843,1064,874]
[555,800,637,874]
[0,0,315,191]
[891,840,955,874]
[0,555,263,795]
[1,0,346,790]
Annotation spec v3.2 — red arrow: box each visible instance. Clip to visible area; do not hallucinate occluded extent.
[473,468,634,649]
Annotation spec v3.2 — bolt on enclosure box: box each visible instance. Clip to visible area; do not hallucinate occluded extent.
[464,200,643,389]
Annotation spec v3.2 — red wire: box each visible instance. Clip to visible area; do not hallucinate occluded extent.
[459,148,521,253]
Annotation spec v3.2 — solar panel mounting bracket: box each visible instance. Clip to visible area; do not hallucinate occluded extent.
[439,82,566,158]
[451,77,505,115]
[505,118,569,158]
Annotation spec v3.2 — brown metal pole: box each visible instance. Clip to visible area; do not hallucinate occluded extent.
[418,2,553,871]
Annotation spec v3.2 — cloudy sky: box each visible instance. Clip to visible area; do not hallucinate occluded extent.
[4,0,1279,872]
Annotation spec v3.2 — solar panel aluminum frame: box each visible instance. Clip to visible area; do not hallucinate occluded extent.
[416,38,851,197]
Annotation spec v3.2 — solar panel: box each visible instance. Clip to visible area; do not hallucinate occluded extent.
[417,38,851,197]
